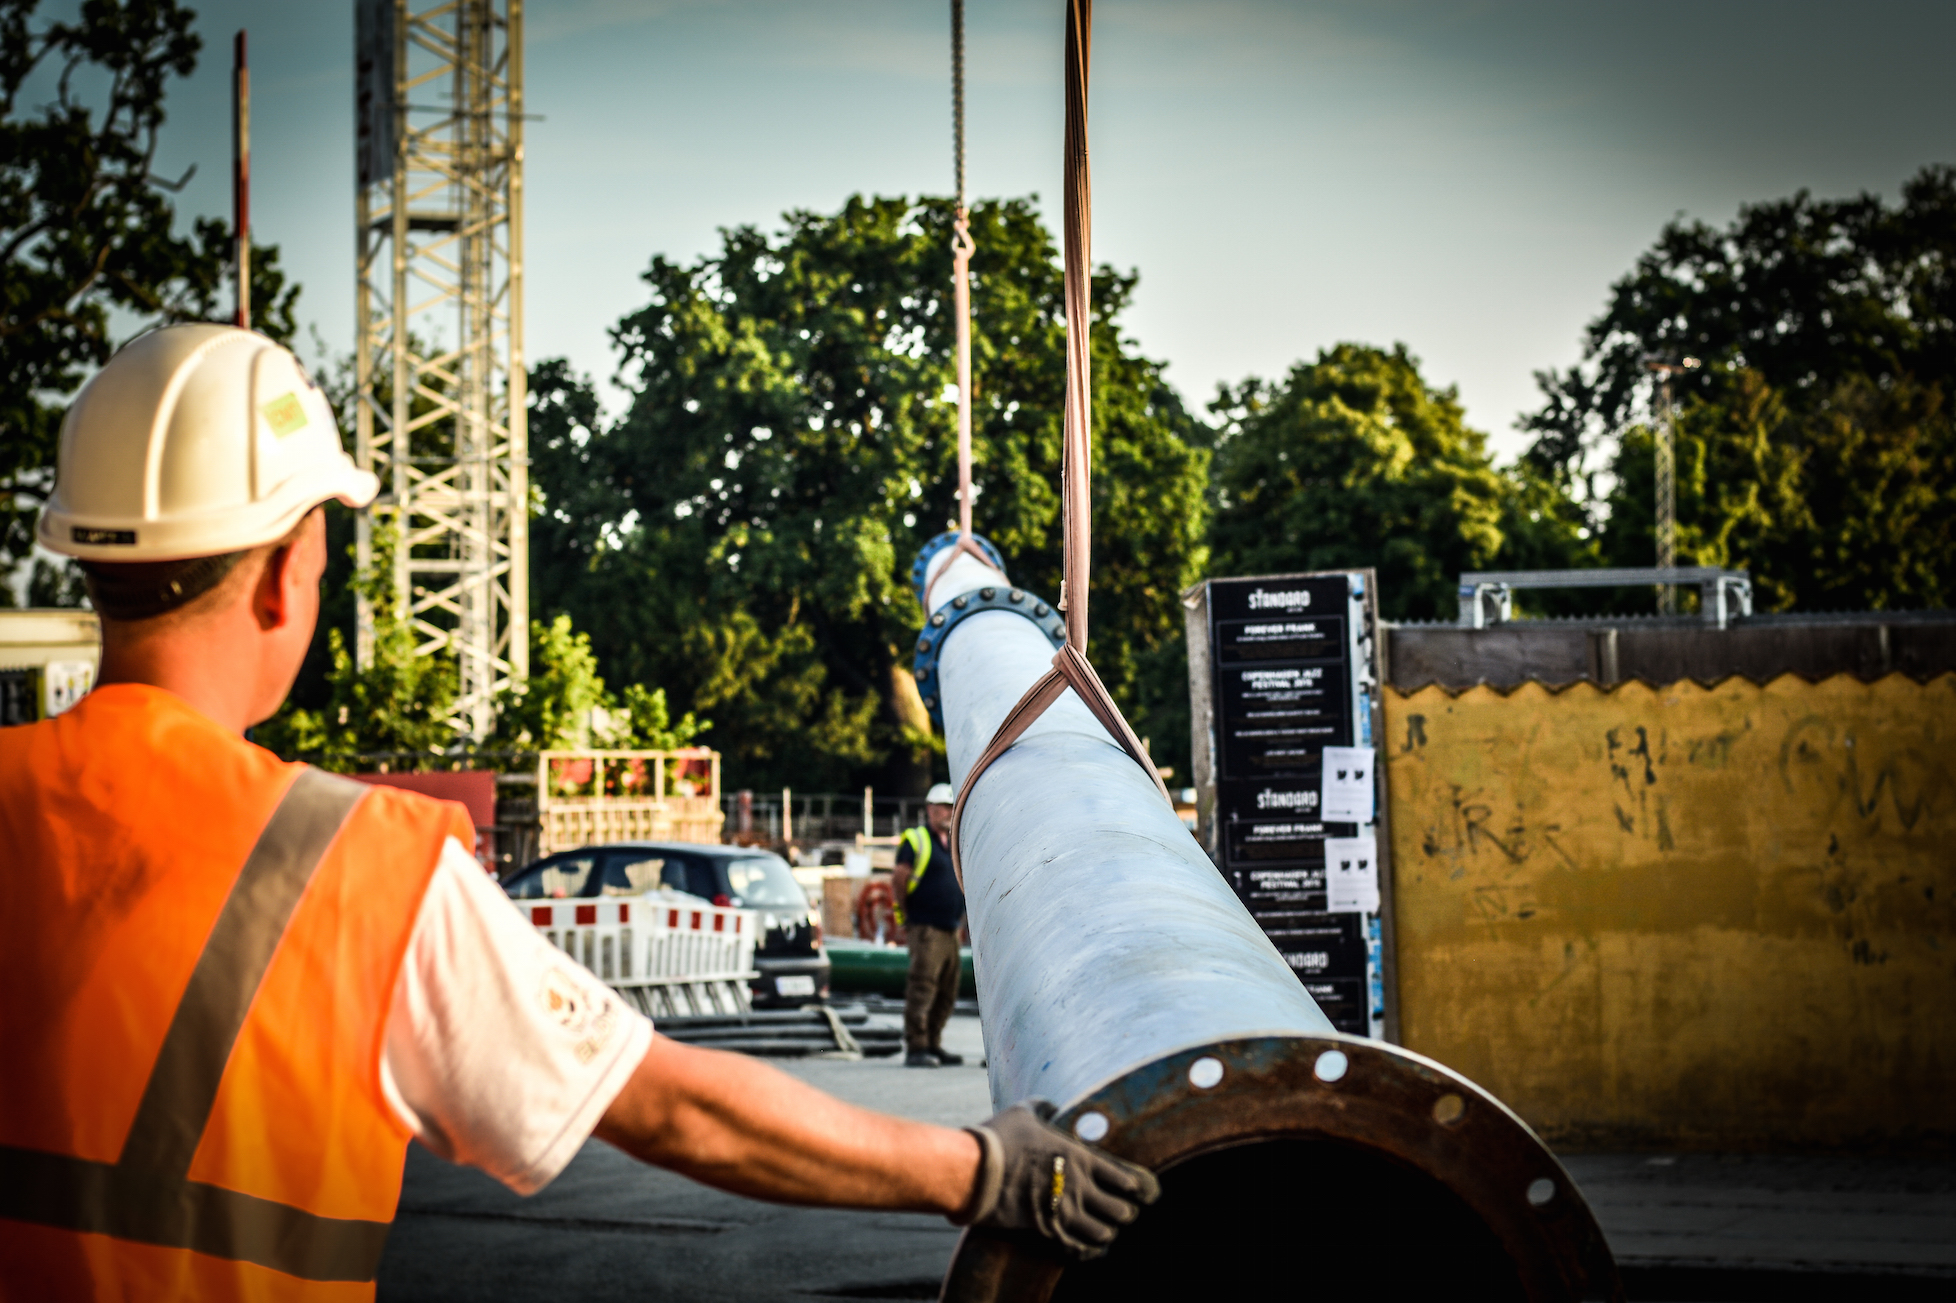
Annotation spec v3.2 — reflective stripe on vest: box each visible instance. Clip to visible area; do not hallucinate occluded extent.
[0,770,384,1281]
[894,826,933,926]
[0,684,475,1297]
[900,825,934,879]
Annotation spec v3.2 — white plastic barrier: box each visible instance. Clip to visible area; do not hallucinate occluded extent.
[523,894,759,1018]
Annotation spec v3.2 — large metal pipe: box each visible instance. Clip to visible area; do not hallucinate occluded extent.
[913,537,1620,1302]
[924,546,1334,1105]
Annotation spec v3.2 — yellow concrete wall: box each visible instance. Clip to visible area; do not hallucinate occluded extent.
[1384,674,1956,1150]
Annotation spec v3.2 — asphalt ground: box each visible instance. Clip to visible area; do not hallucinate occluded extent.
[378,1014,1956,1301]
[1564,1153,1956,1301]
[378,1013,992,1302]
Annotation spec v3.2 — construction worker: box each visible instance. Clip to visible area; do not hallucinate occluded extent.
[894,784,965,1068]
[0,325,1157,1297]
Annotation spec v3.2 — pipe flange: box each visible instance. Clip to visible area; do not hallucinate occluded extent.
[941,1034,1620,1302]
[910,530,1008,607]
[913,585,1066,726]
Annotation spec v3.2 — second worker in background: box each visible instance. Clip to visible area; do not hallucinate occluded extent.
[895,783,966,1068]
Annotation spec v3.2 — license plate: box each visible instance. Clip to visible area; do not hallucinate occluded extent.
[775,975,816,997]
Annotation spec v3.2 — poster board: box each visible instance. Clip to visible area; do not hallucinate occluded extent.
[1183,570,1397,1041]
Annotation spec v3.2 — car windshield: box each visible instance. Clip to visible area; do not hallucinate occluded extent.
[506,856,595,899]
[603,854,666,896]
[723,854,805,908]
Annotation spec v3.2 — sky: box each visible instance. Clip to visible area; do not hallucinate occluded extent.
[118,0,1956,459]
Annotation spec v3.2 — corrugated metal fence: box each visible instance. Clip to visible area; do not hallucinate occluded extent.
[1384,671,1955,1149]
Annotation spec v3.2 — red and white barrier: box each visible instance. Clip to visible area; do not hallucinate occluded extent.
[525,895,759,1018]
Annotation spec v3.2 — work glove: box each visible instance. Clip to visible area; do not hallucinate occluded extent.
[954,1100,1160,1260]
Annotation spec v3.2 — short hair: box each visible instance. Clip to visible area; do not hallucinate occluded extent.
[80,552,246,621]
[78,508,317,622]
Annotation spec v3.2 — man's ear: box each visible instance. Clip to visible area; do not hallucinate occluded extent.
[252,509,324,632]
[252,540,297,632]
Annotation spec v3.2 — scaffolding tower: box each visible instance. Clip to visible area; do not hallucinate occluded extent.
[354,0,527,740]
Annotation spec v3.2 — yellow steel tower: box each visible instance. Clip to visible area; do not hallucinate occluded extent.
[353,0,527,739]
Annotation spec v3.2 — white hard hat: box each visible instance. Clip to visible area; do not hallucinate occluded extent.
[38,324,379,562]
[926,782,955,805]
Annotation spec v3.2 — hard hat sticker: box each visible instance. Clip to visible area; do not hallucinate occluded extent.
[260,392,310,438]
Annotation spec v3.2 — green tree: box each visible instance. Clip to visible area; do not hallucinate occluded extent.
[1524,165,1956,610]
[259,521,706,767]
[1,0,301,600]
[612,684,707,752]
[496,614,609,751]
[1209,343,1589,622]
[1596,368,1804,608]
[529,195,1208,792]
[1599,367,1953,612]
[255,522,459,769]
[495,613,707,752]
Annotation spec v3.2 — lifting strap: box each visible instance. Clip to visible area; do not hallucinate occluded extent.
[948,0,1171,885]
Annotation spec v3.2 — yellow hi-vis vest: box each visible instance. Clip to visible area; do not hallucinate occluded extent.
[894,825,935,927]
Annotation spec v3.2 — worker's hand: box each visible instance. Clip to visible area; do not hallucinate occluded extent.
[954,1100,1160,1259]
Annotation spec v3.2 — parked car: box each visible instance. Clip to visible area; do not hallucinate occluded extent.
[500,842,830,1008]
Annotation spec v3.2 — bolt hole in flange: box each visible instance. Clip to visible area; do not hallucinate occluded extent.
[945,1040,1620,1303]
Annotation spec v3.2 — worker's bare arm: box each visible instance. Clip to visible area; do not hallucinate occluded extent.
[593,1035,981,1215]
[891,863,912,911]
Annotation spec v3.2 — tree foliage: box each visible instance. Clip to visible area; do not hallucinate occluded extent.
[530,195,1208,792]
[1525,165,1956,610]
[1209,344,1590,622]
[259,527,705,769]
[496,614,707,752]
[0,0,299,594]
[255,522,460,768]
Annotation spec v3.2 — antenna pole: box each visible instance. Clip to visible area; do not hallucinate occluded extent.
[233,30,249,329]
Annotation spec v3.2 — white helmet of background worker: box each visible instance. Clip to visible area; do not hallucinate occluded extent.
[38,323,377,574]
[926,782,955,805]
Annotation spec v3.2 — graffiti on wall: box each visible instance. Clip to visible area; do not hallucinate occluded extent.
[1384,673,1955,1148]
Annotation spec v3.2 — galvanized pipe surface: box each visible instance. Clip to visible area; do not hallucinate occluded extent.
[922,550,1333,1112]
[922,545,1621,1302]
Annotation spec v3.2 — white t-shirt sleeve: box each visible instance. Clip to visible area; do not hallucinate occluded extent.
[380,838,654,1194]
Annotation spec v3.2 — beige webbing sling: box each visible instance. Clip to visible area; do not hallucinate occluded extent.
[946,0,1173,884]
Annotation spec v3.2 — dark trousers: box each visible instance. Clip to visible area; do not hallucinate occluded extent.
[904,924,961,1053]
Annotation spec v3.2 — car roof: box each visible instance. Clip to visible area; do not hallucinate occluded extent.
[538,842,774,860]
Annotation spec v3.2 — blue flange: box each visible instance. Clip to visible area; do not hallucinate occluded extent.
[909,530,1008,608]
[912,584,1066,727]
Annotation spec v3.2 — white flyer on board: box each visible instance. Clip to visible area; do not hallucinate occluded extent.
[1320,745,1375,823]
[1324,835,1379,914]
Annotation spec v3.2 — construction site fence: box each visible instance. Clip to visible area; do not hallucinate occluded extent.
[536,749,725,854]
[1383,670,1954,1151]
[523,895,757,1019]
[720,792,935,847]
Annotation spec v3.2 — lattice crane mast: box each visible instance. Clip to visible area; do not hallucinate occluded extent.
[353,0,528,741]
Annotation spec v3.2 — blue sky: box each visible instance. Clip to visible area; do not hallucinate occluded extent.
[126,0,1956,458]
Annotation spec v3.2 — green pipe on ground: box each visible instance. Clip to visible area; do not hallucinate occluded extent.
[823,937,975,999]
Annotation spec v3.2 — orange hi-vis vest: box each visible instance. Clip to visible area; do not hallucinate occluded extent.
[0,684,475,1299]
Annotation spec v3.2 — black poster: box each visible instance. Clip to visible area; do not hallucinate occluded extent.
[1202,573,1384,1038]
[1218,661,1351,777]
